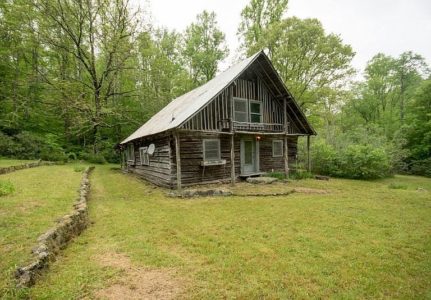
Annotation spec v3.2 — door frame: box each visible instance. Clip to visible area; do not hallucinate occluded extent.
[240,137,260,174]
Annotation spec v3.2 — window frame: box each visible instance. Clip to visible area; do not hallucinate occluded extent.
[203,139,221,161]
[272,140,283,157]
[139,146,149,166]
[126,143,135,163]
[249,100,262,123]
[233,97,248,122]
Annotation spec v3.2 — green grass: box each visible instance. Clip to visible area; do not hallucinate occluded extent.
[0,159,37,168]
[0,163,87,297]
[23,167,431,299]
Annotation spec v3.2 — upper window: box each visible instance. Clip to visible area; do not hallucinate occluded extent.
[272,140,283,157]
[203,139,221,161]
[250,101,262,123]
[234,98,248,122]
[139,147,149,165]
[126,143,135,162]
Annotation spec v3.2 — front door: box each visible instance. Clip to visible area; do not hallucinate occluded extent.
[241,139,259,174]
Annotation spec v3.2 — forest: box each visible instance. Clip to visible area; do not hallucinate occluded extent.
[0,0,430,178]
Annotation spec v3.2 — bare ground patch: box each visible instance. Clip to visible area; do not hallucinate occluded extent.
[292,187,329,194]
[94,252,183,300]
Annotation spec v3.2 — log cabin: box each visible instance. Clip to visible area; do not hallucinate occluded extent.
[120,51,316,189]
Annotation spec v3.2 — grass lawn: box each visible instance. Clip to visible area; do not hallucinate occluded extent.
[22,166,431,299]
[0,163,87,297]
[0,159,38,168]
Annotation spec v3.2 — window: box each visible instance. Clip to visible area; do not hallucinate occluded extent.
[139,147,149,165]
[272,140,283,157]
[203,139,221,161]
[234,98,248,122]
[126,143,135,162]
[249,101,262,123]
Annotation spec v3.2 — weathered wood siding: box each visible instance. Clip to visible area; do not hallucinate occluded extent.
[171,132,232,185]
[180,78,301,134]
[259,136,298,173]
[127,135,172,188]
[170,132,298,186]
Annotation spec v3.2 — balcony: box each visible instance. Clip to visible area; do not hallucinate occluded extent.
[218,119,284,133]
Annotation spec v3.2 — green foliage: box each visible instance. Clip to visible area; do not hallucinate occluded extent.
[0,180,14,196]
[310,138,392,180]
[183,10,229,85]
[267,172,286,180]
[388,182,408,190]
[410,158,431,178]
[290,170,313,180]
[81,153,107,164]
[73,166,85,172]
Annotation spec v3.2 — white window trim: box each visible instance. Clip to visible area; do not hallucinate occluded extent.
[233,97,248,122]
[203,139,221,161]
[272,140,283,157]
[139,146,149,166]
[249,100,262,123]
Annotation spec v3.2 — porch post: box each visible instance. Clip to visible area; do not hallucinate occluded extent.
[283,97,289,178]
[174,132,182,190]
[284,136,289,178]
[230,134,235,185]
[307,135,311,172]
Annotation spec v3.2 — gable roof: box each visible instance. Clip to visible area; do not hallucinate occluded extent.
[121,51,315,144]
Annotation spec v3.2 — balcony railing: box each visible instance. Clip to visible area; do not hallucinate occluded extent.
[218,119,284,132]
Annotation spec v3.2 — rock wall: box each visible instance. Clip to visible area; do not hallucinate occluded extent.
[15,166,95,288]
[0,160,58,175]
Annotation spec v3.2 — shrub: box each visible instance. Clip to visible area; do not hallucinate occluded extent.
[310,140,338,176]
[267,172,286,180]
[82,152,106,164]
[0,181,14,196]
[409,158,431,177]
[74,166,85,172]
[290,170,313,180]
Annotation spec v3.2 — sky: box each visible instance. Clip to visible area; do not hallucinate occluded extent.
[143,0,431,78]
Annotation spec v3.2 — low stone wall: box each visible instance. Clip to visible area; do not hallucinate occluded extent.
[15,166,95,288]
[0,160,58,175]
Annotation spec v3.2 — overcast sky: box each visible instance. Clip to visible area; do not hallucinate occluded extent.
[145,0,431,78]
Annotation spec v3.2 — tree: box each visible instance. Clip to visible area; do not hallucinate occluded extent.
[182,10,228,86]
[237,0,288,55]
[34,0,138,153]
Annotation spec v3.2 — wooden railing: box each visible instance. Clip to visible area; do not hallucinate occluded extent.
[218,119,284,132]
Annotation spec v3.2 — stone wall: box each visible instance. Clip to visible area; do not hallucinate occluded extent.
[0,160,58,175]
[15,166,95,287]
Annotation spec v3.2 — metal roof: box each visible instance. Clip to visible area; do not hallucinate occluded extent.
[121,51,315,144]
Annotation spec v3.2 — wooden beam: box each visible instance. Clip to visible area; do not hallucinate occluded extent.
[307,135,311,172]
[174,132,182,190]
[230,134,235,186]
[284,135,289,178]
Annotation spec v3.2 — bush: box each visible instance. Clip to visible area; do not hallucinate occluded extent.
[290,170,313,180]
[82,152,107,164]
[409,158,431,177]
[73,166,85,172]
[0,181,14,196]
[311,139,392,180]
[267,172,286,180]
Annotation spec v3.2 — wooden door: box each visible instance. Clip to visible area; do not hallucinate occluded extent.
[241,139,259,174]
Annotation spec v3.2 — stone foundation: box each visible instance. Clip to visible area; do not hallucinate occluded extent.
[15,166,95,287]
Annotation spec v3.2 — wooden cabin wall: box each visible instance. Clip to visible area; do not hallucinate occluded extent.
[171,132,233,185]
[180,78,302,134]
[259,136,298,173]
[127,135,172,188]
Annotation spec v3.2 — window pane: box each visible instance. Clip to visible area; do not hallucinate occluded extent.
[250,102,261,113]
[273,141,283,157]
[235,112,248,122]
[244,141,253,164]
[234,100,247,112]
[250,113,261,123]
[204,140,220,160]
